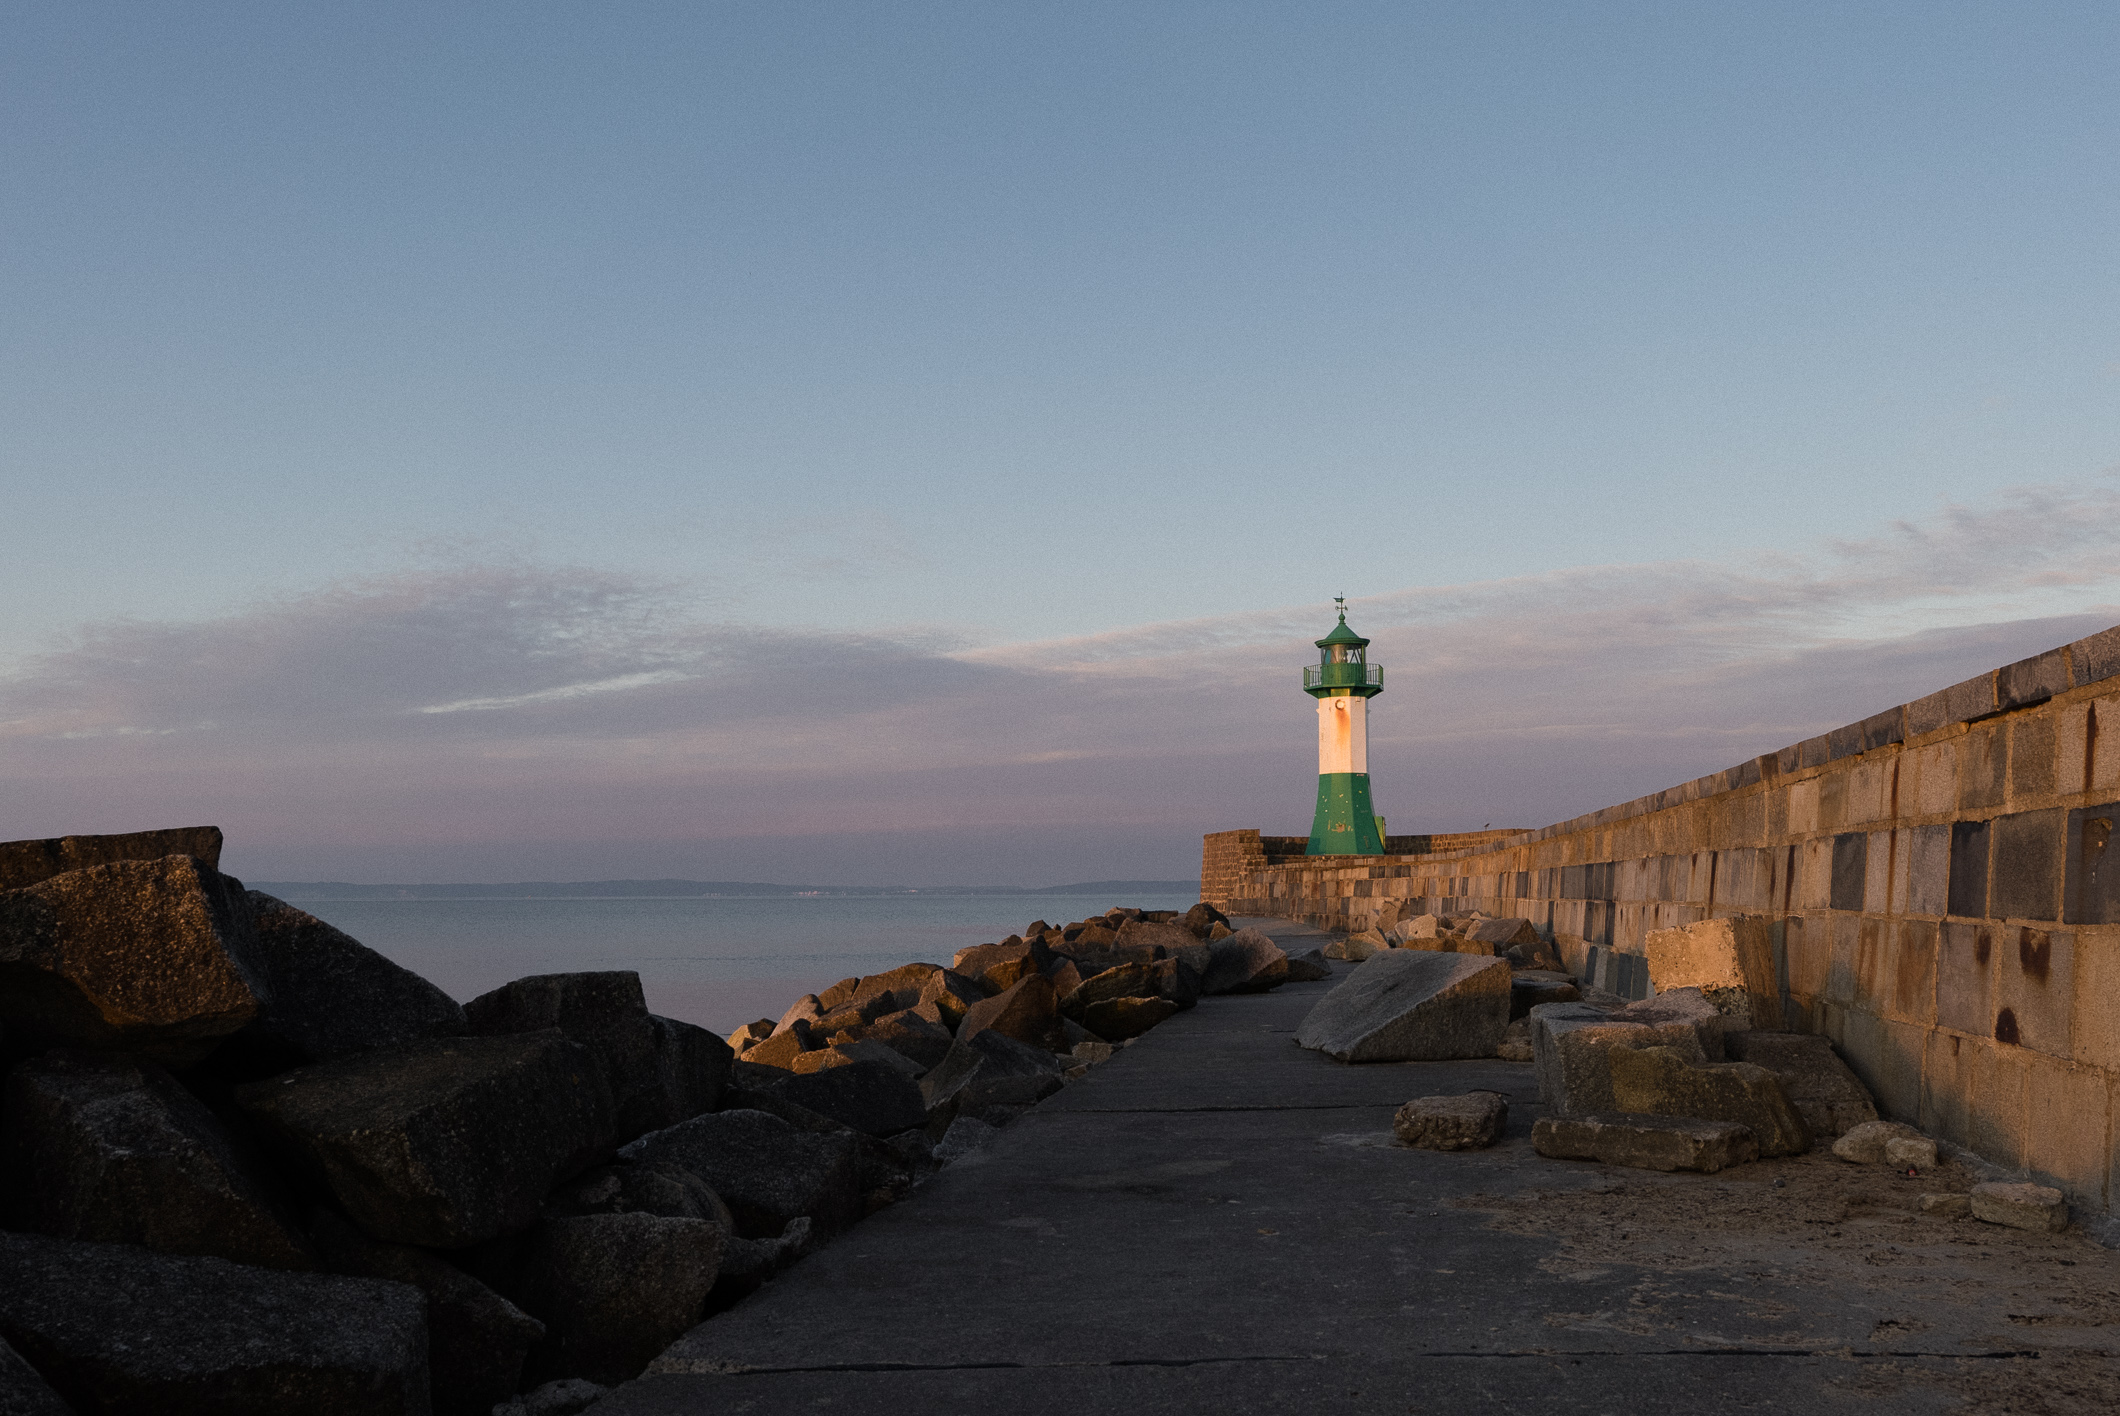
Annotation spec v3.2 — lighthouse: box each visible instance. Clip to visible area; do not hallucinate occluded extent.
[1304,598,1385,855]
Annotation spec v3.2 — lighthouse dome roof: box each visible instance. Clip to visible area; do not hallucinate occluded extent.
[1316,611,1369,650]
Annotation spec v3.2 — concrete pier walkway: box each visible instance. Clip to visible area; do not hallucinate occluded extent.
[599,922,2120,1415]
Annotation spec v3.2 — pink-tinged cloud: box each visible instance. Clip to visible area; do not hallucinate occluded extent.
[4,484,2119,884]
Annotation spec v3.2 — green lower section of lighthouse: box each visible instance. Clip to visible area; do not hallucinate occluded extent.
[1307,772,1384,855]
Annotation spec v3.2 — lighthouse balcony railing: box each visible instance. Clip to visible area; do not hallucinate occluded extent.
[1304,664,1383,690]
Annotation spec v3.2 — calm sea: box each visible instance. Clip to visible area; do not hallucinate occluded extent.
[266,891,1204,1036]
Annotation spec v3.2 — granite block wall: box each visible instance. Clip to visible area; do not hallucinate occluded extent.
[1208,622,2120,1217]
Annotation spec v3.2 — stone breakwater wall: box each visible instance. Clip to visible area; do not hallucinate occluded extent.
[1210,621,2120,1219]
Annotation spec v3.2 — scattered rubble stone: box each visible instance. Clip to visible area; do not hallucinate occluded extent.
[917,969,985,1029]
[0,1049,314,1270]
[235,1031,615,1248]
[310,1207,545,1416]
[774,994,824,1035]
[1078,996,1181,1040]
[1282,948,1332,982]
[1885,1134,1938,1169]
[1918,1192,1972,1217]
[1532,1114,1759,1173]
[1393,1092,1508,1151]
[619,1109,860,1240]
[0,855,265,1063]
[1297,952,1512,1063]
[1509,972,1579,1020]
[238,892,466,1066]
[1612,988,1727,1060]
[1466,918,1538,949]
[740,1024,815,1069]
[1607,1045,1811,1156]
[0,1230,429,1416]
[1832,1119,1924,1164]
[1722,1031,1878,1138]
[1970,1181,2069,1232]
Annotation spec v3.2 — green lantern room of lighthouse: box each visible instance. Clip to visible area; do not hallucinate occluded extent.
[1304,598,1385,856]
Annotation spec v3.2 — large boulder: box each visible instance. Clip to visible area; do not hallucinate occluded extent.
[1509,973,1580,1019]
[1529,1002,1709,1116]
[508,1213,724,1387]
[0,827,223,893]
[648,1015,733,1125]
[919,1031,1064,1122]
[234,1032,615,1248]
[1200,929,1289,995]
[1078,997,1180,1041]
[1282,948,1332,982]
[0,856,264,1063]
[1532,1115,1759,1173]
[1607,1046,1812,1156]
[843,963,942,1015]
[864,1007,954,1071]
[0,1334,71,1416]
[236,893,466,1066]
[618,1110,859,1240]
[950,942,1038,992]
[916,970,984,1029]
[957,975,1065,1052]
[311,1208,544,1416]
[750,1058,927,1137]
[1723,1032,1878,1138]
[545,1162,733,1227]
[465,972,690,1144]
[1295,952,1512,1063]
[1180,902,1229,938]
[0,1050,313,1270]
[1643,915,1785,1030]
[0,1231,429,1415]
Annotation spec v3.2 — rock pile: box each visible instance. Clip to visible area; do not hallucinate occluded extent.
[0,830,1319,1414]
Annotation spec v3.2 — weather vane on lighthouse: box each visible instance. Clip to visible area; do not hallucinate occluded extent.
[1303,597,1384,855]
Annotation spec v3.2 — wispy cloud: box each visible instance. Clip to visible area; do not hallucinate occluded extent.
[3,484,2117,882]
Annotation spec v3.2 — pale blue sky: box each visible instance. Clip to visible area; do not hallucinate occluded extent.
[4,4,2119,880]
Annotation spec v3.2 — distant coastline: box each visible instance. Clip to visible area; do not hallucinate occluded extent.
[251,878,1201,902]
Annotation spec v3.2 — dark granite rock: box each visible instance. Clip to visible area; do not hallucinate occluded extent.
[508,1212,724,1386]
[0,1230,429,1415]
[464,972,676,1144]
[0,856,264,1064]
[0,1335,72,1416]
[493,1378,608,1416]
[916,970,984,1029]
[0,827,223,893]
[618,1109,859,1240]
[238,893,465,1065]
[1181,902,1230,938]
[1282,948,1332,982]
[1078,996,1180,1040]
[958,975,1064,1051]
[743,1057,926,1137]
[546,1162,733,1228]
[919,1031,1064,1123]
[311,1208,543,1416]
[950,942,1033,991]
[1201,928,1289,995]
[791,1039,922,1080]
[648,1015,732,1127]
[864,1007,954,1071]
[235,1032,615,1248]
[1509,973,1580,1020]
[845,963,942,1014]
[739,1023,815,1070]
[810,977,864,1013]
[0,1050,313,1269]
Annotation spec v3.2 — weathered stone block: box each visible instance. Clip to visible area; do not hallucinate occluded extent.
[0,1231,428,1415]
[1992,809,2064,922]
[0,856,264,1063]
[1970,1180,2068,1232]
[465,972,672,1144]
[1078,996,1180,1040]
[2063,802,2120,926]
[1994,925,2072,1056]
[1295,952,1511,1064]
[1200,928,1289,995]
[618,1109,859,1240]
[235,1032,615,1248]
[864,1007,954,1070]
[1643,916,1782,1030]
[1531,1114,1758,1173]
[958,975,1063,1052]
[0,1050,313,1270]
[1998,649,2071,711]
[1831,1118,1922,1163]
[1608,1046,1810,1156]
[2071,624,2120,685]
[755,1057,927,1137]
[916,969,985,1029]
[918,1031,1063,1120]
[1829,834,1867,912]
[1393,1092,1507,1151]
[1722,1031,1877,1137]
